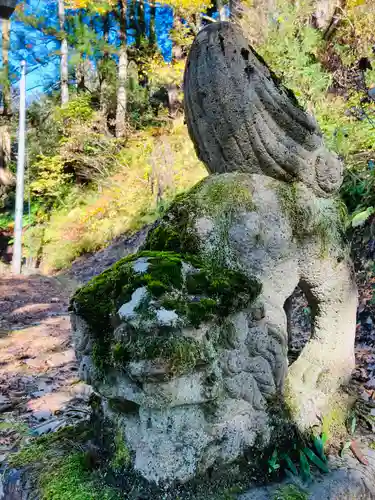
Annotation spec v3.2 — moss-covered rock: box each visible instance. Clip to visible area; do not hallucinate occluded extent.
[144,173,255,261]
[70,169,356,486]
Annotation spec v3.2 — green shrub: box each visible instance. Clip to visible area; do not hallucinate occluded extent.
[36,124,206,271]
[29,154,72,202]
[53,94,94,134]
[258,1,331,108]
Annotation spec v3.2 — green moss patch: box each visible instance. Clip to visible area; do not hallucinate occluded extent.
[111,428,131,471]
[8,425,121,500]
[8,425,88,468]
[144,173,255,256]
[197,174,255,218]
[273,484,308,500]
[71,175,261,378]
[39,452,119,500]
[112,335,205,376]
[71,249,261,377]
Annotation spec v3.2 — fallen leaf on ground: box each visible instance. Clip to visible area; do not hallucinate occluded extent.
[350,440,369,466]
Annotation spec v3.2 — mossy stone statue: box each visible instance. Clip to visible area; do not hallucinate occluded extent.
[71,22,357,486]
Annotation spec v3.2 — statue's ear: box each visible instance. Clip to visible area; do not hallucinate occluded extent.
[315,150,343,194]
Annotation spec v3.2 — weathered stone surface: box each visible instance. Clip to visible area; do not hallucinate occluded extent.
[71,22,357,487]
[71,248,274,483]
[184,22,343,197]
[143,173,357,427]
[71,172,357,483]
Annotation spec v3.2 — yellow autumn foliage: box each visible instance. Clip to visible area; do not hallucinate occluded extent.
[66,0,211,15]
[341,0,375,58]
[65,0,116,13]
[39,122,206,271]
[162,0,211,14]
[345,0,366,7]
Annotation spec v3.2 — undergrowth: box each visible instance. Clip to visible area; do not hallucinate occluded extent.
[267,433,329,484]
[253,0,375,223]
[26,120,206,271]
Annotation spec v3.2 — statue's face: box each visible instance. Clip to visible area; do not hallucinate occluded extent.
[82,306,276,483]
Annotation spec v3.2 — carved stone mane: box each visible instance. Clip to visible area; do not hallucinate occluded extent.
[184,22,343,197]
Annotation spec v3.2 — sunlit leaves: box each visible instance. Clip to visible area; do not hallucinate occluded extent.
[346,0,367,7]
[66,0,211,16]
[147,53,185,86]
[29,154,72,200]
[162,0,211,14]
[339,0,375,59]
[65,0,117,14]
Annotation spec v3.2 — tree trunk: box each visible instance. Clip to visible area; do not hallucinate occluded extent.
[99,13,110,133]
[149,2,156,48]
[136,0,146,48]
[2,19,11,117]
[115,0,127,138]
[0,18,12,187]
[312,0,341,30]
[193,12,202,32]
[76,60,85,92]
[0,122,11,186]
[58,0,69,105]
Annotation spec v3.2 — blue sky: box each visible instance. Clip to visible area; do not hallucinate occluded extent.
[2,0,174,100]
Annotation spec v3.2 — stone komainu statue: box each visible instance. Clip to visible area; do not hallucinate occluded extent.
[70,22,357,485]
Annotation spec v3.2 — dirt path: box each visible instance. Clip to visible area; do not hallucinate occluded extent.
[0,227,152,465]
[0,274,92,462]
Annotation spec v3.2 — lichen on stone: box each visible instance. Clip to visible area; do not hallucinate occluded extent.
[282,378,300,420]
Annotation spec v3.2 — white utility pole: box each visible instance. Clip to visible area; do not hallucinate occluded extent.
[12,60,26,275]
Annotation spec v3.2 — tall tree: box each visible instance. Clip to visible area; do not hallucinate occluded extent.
[0,18,13,188]
[136,0,146,48]
[58,0,69,105]
[98,12,111,127]
[149,1,157,46]
[115,0,127,138]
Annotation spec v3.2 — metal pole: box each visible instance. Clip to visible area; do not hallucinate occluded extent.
[12,60,26,275]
